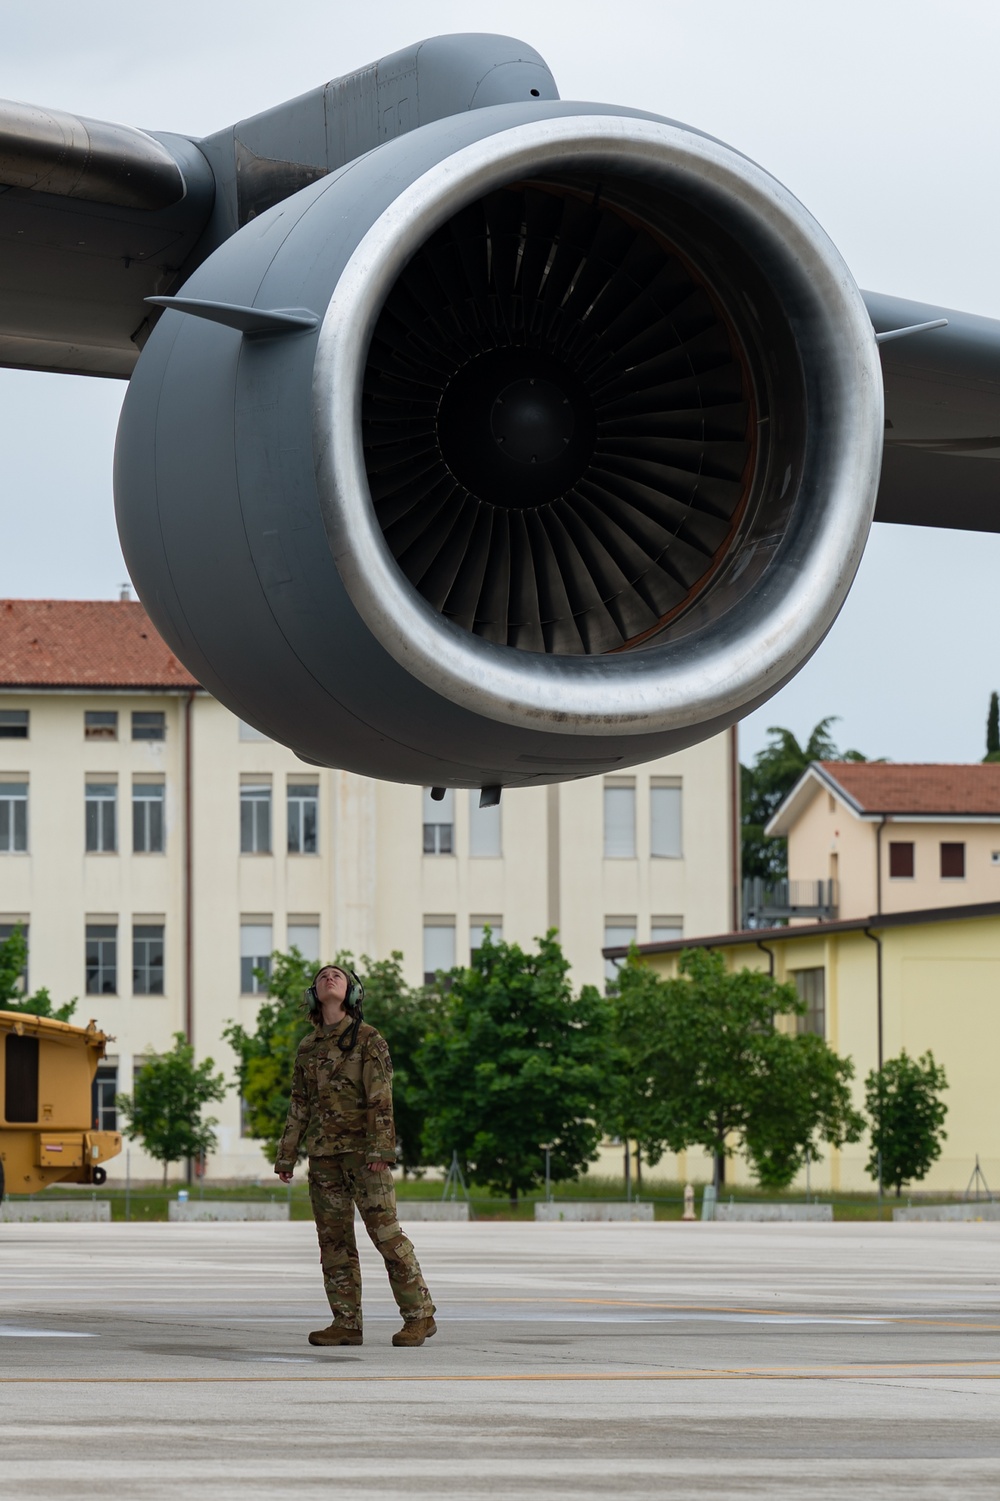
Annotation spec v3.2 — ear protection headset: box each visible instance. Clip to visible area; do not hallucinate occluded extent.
[309,965,365,1051]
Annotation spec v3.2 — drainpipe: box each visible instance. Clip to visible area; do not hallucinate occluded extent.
[730,725,742,930]
[755,939,775,978]
[863,928,884,1071]
[184,689,195,1047]
[875,815,887,916]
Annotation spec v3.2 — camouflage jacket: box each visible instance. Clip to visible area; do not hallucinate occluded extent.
[274,1018,396,1171]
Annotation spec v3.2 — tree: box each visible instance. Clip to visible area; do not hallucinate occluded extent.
[0,924,75,1022]
[605,955,674,1173]
[742,1031,864,1190]
[224,946,439,1171]
[985,691,1000,762]
[117,1033,227,1187]
[418,930,609,1205]
[224,948,315,1162]
[612,949,864,1190]
[350,950,444,1175]
[864,1050,948,1196]
[742,717,867,881]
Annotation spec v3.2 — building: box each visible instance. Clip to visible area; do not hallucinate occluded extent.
[0,599,738,1179]
[757,760,1000,924]
[605,902,1000,1194]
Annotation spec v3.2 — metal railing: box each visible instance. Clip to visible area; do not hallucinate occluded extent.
[743,877,838,926]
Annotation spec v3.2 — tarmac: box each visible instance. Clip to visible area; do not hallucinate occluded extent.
[1,1219,998,1499]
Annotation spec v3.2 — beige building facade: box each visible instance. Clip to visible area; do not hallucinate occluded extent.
[0,601,738,1180]
[767,761,1000,921]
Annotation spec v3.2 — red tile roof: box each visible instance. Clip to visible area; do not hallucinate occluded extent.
[818,760,1000,816]
[0,600,198,689]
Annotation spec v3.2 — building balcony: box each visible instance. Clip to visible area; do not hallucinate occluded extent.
[742,878,838,927]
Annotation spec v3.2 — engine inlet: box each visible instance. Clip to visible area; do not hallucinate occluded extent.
[362,182,757,655]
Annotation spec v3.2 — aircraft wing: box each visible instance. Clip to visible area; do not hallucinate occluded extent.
[0,99,214,377]
[866,291,1000,534]
[2,93,1000,534]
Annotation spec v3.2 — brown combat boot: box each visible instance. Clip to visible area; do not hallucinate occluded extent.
[308,1324,363,1347]
[392,1316,437,1348]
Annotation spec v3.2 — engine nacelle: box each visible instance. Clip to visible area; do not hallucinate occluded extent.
[114,99,882,789]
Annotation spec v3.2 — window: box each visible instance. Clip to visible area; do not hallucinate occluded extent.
[792,968,826,1037]
[470,917,502,959]
[604,783,636,858]
[85,783,117,853]
[5,1033,38,1121]
[238,719,270,741]
[423,788,454,855]
[651,917,683,943]
[941,842,965,879]
[0,710,28,739]
[86,924,117,994]
[0,783,28,853]
[604,918,637,984]
[469,791,501,857]
[92,1063,118,1131]
[240,784,272,854]
[131,711,165,741]
[287,783,318,854]
[650,780,683,858]
[133,783,165,853]
[0,922,28,989]
[85,711,117,741]
[423,920,455,984]
[889,841,914,879]
[287,921,320,964]
[241,921,272,993]
[133,924,164,995]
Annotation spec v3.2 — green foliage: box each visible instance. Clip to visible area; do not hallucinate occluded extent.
[117,1033,227,1187]
[0,924,75,1021]
[341,950,444,1175]
[864,1050,948,1196]
[604,951,675,1168]
[741,717,867,881]
[223,948,315,1162]
[418,930,609,1203]
[611,949,864,1190]
[985,691,1000,760]
[742,1031,864,1189]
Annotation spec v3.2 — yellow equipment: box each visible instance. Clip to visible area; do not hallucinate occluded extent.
[0,1010,122,1199]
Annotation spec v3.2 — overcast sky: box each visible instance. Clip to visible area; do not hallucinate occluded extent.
[2,0,998,765]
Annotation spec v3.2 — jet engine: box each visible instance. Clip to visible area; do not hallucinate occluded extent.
[113,96,883,790]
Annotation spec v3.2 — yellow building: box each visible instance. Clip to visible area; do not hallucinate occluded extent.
[0,599,738,1180]
[608,902,1000,1193]
[760,760,1000,923]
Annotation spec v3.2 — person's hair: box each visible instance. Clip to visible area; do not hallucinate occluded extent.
[304,964,358,1025]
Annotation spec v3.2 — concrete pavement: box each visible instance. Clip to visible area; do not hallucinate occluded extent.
[1,1220,998,1498]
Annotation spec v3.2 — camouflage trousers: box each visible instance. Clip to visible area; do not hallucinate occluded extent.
[308,1154,435,1330]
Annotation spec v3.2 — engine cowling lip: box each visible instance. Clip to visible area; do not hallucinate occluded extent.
[313,111,883,737]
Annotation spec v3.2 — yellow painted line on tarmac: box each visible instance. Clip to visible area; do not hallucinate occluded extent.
[2,1364,1000,1385]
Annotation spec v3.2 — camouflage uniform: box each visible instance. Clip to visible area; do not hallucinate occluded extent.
[274,1015,434,1332]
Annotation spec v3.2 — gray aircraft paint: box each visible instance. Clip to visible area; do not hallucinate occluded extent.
[1,32,998,788]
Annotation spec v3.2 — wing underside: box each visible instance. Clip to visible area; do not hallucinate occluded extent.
[0,95,998,532]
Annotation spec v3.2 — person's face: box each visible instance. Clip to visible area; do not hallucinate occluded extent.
[314,967,348,1005]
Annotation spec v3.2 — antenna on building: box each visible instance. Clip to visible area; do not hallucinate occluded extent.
[119,583,133,602]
